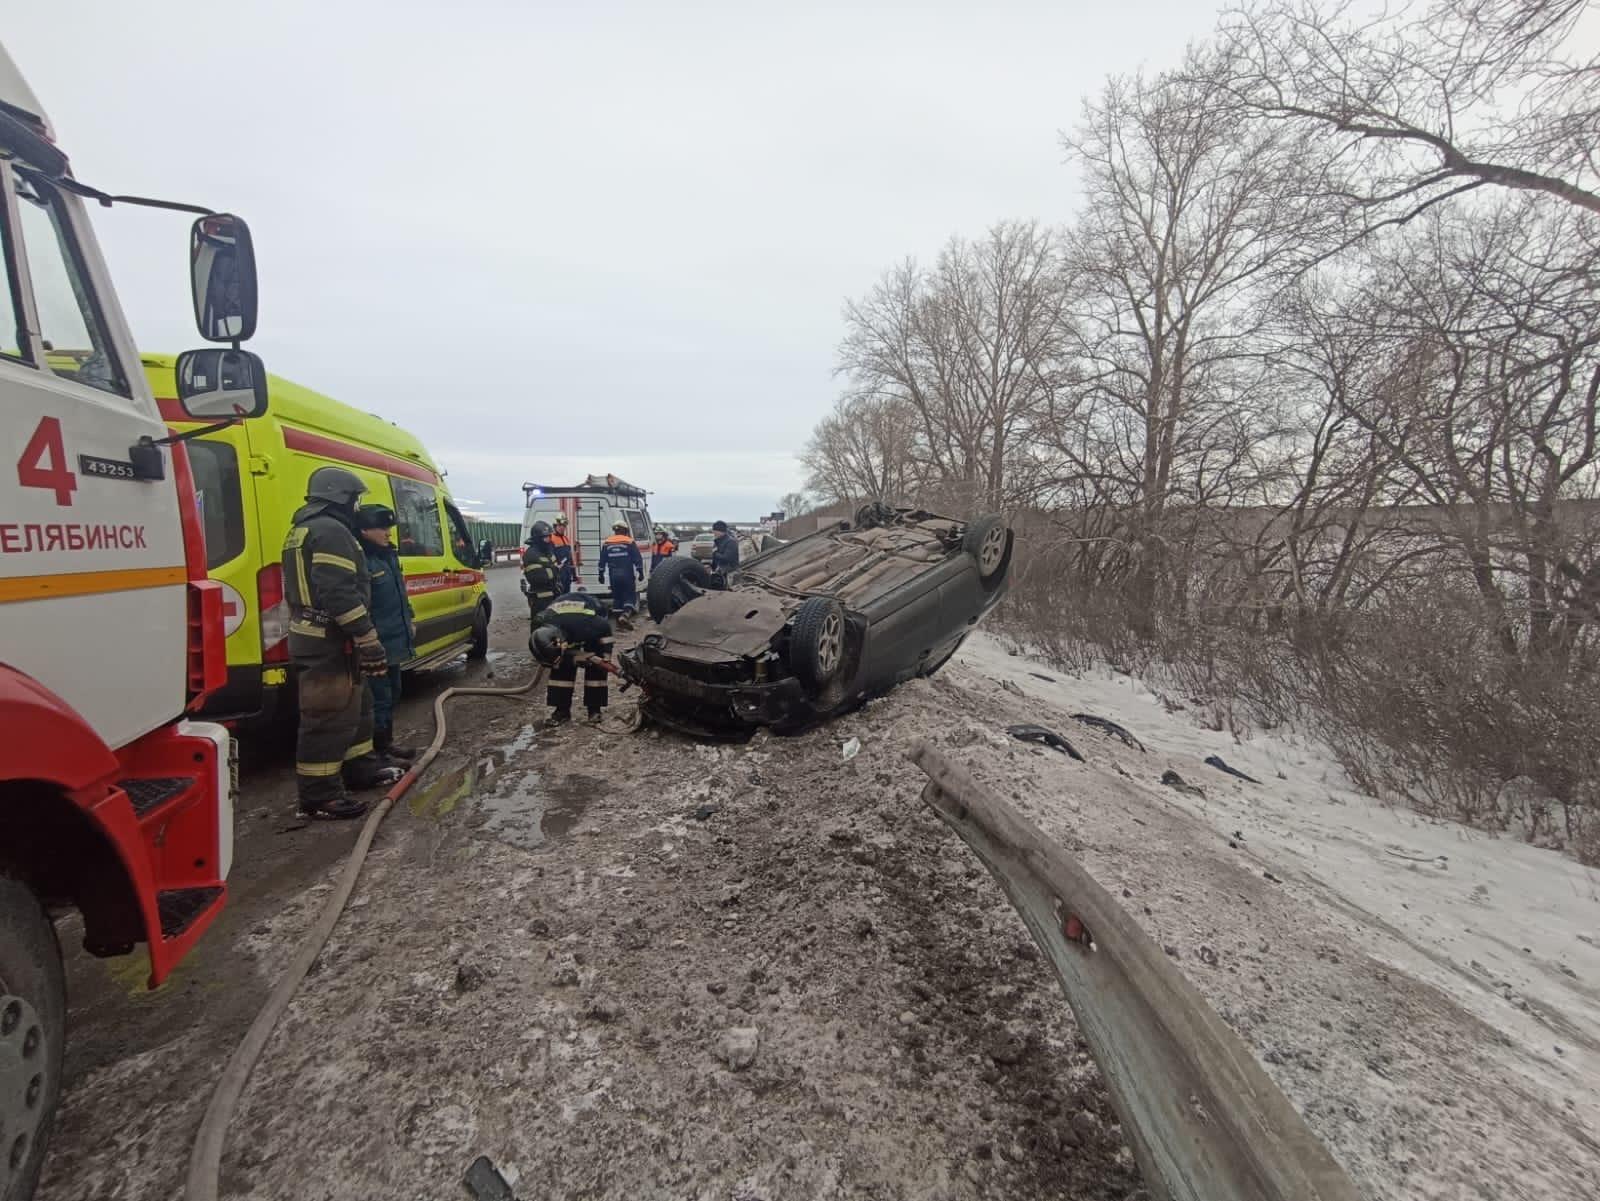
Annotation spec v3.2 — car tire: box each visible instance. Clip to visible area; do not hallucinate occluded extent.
[0,872,65,1201]
[647,557,715,623]
[962,515,1011,583]
[467,601,490,660]
[790,596,847,689]
[853,501,894,530]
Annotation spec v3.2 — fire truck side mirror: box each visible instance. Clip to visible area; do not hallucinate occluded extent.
[176,348,269,421]
[190,213,259,343]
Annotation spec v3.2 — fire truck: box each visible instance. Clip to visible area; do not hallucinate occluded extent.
[0,45,269,1200]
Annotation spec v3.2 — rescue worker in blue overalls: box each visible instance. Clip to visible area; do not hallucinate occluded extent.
[598,520,644,627]
[529,592,614,724]
[355,503,417,764]
[549,514,576,591]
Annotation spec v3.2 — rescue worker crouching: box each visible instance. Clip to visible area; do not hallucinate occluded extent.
[529,592,614,725]
[521,520,561,621]
[598,520,644,627]
[355,503,418,764]
[710,519,740,574]
[651,527,677,568]
[284,467,404,820]
[549,514,576,591]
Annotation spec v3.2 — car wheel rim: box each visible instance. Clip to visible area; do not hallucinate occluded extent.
[0,991,47,1192]
[817,612,842,675]
[978,525,1006,575]
[672,580,705,612]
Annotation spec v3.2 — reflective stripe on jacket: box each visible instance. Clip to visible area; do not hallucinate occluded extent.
[284,501,375,658]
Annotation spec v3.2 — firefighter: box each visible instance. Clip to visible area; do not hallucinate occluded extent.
[521,520,561,621]
[710,519,740,573]
[598,520,644,622]
[355,503,417,763]
[651,526,677,568]
[529,591,615,724]
[549,513,576,590]
[284,467,402,820]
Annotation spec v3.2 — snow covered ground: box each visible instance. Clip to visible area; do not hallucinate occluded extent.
[953,631,1600,1196]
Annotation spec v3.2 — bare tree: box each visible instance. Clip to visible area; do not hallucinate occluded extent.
[1215,0,1600,227]
[1055,48,1328,621]
[800,392,920,505]
[834,221,1070,511]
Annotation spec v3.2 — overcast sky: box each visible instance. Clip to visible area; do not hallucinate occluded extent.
[9,0,1221,520]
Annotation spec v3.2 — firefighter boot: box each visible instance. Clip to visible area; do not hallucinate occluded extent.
[374,726,418,763]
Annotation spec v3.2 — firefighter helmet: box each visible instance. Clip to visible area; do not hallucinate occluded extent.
[306,466,367,508]
[530,624,564,666]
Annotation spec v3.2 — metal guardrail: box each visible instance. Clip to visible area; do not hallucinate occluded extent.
[908,744,1362,1201]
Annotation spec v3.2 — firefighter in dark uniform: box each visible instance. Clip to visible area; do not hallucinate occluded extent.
[283,467,403,820]
[355,503,416,762]
[521,520,561,621]
[549,514,576,590]
[710,519,740,573]
[529,591,615,724]
[598,520,644,620]
[651,527,677,568]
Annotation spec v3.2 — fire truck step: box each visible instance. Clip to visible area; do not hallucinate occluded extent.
[157,885,224,938]
[117,776,196,818]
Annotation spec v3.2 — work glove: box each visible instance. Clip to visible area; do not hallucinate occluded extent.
[357,637,388,678]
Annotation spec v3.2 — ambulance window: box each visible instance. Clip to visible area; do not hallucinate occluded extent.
[624,510,649,540]
[443,502,475,565]
[187,440,246,569]
[11,168,128,398]
[391,477,444,557]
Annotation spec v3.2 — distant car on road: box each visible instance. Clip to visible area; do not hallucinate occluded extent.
[690,532,717,561]
[622,504,1013,737]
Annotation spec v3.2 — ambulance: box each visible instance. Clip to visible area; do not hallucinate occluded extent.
[143,355,491,723]
[521,473,656,601]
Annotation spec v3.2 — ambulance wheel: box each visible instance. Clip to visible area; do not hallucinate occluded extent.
[790,596,846,689]
[467,601,490,660]
[0,872,65,1201]
[647,558,715,623]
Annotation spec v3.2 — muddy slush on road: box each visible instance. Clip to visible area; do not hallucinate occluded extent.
[36,567,1599,1200]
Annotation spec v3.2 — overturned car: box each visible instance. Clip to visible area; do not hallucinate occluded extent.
[620,505,1013,736]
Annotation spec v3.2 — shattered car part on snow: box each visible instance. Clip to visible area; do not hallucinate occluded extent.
[1205,754,1260,784]
[622,504,1013,735]
[1005,724,1084,761]
[1073,713,1146,752]
[907,743,1361,1201]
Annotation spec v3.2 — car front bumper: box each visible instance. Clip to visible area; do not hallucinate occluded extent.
[620,649,809,729]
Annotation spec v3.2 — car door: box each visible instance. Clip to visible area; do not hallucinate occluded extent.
[389,474,453,660]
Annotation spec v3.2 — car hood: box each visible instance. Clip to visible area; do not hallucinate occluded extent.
[655,590,789,663]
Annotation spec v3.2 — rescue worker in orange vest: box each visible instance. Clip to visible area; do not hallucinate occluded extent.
[549,514,576,591]
[598,520,644,624]
[651,527,677,568]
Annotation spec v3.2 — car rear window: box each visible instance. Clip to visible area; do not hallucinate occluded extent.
[187,439,246,570]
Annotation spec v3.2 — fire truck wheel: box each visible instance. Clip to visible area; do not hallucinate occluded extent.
[0,873,64,1201]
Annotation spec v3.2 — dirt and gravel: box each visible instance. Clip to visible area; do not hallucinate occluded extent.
[35,567,1600,1200]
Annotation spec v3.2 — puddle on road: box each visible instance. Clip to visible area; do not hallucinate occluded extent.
[405,725,595,850]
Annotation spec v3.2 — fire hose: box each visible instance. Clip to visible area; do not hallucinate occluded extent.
[183,666,556,1201]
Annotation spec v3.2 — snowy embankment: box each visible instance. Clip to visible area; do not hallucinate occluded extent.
[944,631,1600,1199]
